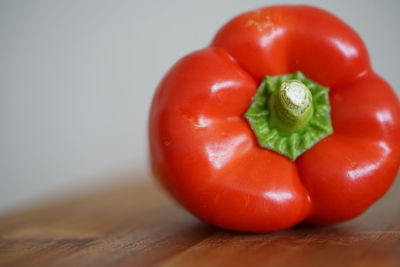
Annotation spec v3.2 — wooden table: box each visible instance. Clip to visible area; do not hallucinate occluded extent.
[1,172,400,267]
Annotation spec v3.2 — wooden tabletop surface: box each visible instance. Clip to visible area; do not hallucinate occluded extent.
[1,172,400,267]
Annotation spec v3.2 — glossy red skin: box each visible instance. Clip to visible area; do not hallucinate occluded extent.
[149,5,400,232]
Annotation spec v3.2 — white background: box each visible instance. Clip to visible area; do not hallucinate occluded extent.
[1,0,399,212]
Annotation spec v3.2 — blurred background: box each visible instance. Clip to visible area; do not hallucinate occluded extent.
[0,0,399,213]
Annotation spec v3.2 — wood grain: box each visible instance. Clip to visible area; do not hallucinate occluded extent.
[1,172,400,267]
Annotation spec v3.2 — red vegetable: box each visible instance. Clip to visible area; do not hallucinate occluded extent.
[149,5,400,232]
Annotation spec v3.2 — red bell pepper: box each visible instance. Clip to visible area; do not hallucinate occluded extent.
[149,5,400,232]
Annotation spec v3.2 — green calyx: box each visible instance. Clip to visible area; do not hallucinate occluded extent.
[244,71,333,161]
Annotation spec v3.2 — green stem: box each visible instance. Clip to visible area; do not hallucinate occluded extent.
[269,80,313,134]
